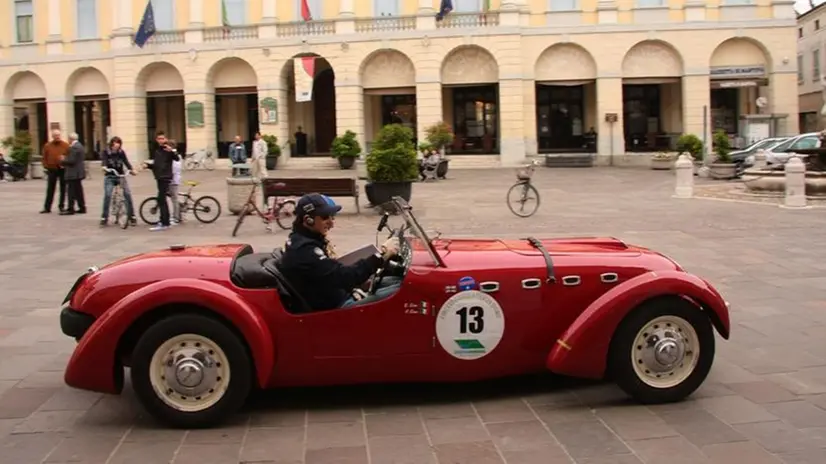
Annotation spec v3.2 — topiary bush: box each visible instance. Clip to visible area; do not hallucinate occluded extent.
[366,124,418,182]
[676,133,703,161]
[712,129,732,163]
[331,130,361,158]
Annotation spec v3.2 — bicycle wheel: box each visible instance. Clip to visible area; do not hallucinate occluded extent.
[139,197,160,225]
[111,195,123,226]
[507,182,540,218]
[232,205,249,237]
[274,199,296,230]
[204,156,216,171]
[184,158,197,171]
[193,195,222,224]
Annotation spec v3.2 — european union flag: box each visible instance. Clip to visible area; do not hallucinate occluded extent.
[436,0,453,21]
[134,1,156,48]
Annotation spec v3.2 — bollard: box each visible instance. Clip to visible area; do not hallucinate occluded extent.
[753,149,767,170]
[673,154,694,198]
[782,156,808,209]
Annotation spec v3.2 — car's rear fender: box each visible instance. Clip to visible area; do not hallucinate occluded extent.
[546,270,730,379]
[64,278,275,394]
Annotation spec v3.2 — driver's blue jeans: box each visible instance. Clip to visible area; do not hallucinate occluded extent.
[102,176,135,220]
[341,276,402,308]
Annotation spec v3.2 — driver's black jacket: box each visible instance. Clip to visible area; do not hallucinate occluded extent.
[279,226,383,311]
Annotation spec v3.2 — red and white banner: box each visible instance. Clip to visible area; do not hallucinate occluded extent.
[294,56,315,102]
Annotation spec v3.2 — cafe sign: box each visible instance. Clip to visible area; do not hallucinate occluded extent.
[710,65,766,79]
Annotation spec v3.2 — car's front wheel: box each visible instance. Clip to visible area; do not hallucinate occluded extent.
[130,313,253,428]
[609,297,715,404]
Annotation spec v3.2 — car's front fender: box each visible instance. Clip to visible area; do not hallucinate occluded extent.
[64,278,275,394]
[546,270,730,379]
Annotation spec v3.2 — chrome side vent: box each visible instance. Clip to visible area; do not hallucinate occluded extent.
[562,276,581,286]
[600,273,619,284]
[521,278,542,290]
[480,281,500,293]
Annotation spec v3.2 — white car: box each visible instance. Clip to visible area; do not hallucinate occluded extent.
[757,132,820,167]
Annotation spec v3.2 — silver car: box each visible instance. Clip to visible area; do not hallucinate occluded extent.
[759,132,820,166]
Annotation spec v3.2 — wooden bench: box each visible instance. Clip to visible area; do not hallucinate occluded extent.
[262,177,360,213]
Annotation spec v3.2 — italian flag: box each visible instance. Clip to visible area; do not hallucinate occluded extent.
[222,0,230,27]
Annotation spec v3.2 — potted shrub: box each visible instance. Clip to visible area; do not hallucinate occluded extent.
[1,130,33,180]
[261,134,281,170]
[650,152,675,170]
[364,124,418,208]
[676,133,704,174]
[710,129,735,179]
[424,121,454,178]
[331,130,361,169]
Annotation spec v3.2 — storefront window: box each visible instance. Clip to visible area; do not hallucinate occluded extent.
[381,95,417,131]
[623,84,661,152]
[710,88,739,134]
[451,85,498,154]
[536,84,591,152]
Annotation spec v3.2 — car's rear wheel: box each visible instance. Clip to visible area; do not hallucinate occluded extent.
[130,314,252,428]
[609,298,715,404]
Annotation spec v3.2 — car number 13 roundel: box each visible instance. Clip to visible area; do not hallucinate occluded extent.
[435,290,505,360]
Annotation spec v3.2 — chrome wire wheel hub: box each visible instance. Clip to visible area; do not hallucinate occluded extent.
[149,334,230,412]
[631,315,699,389]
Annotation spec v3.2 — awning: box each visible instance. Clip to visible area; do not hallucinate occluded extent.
[710,78,769,89]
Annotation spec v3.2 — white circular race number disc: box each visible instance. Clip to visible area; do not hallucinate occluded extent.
[435,290,505,360]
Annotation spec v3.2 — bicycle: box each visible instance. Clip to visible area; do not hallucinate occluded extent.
[232,181,296,237]
[184,149,216,171]
[507,159,541,218]
[139,180,222,225]
[103,167,135,229]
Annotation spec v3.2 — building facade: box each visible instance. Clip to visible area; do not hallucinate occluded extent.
[0,0,799,167]
[798,3,826,133]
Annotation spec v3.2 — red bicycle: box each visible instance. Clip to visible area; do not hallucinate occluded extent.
[232,181,296,237]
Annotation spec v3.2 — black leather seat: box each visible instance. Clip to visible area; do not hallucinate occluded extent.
[230,248,313,314]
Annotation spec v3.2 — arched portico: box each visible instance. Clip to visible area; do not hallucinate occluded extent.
[66,67,110,159]
[280,54,337,156]
[534,43,598,153]
[621,40,685,152]
[709,37,772,144]
[207,57,259,159]
[359,49,417,150]
[135,61,186,156]
[3,71,48,155]
[440,45,500,154]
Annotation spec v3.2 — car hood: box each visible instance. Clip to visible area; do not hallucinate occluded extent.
[435,236,638,255]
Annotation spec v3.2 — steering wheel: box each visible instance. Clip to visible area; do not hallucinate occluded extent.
[368,226,405,295]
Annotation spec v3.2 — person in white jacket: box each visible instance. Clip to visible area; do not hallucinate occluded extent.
[251,132,269,180]
[169,141,182,225]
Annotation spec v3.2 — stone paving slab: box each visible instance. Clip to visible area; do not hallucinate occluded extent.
[1,166,826,463]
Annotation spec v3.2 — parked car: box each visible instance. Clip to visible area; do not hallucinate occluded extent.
[59,197,731,428]
[757,132,821,168]
[731,137,788,174]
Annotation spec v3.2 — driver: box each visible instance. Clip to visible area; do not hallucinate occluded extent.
[279,193,402,311]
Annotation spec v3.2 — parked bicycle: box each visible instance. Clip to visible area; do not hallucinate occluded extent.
[103,167,134,229]
[139,180,222,225]
[507,160,541,218]
[232,181,296,237]
[184,149,216,171]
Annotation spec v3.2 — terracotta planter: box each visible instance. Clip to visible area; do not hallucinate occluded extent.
[650,158,674,170]
[710,162,736,180]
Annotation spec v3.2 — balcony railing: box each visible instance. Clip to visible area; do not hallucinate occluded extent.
[204,25,259,42]
[436,12,500,28]
[355,15,417,33]
[277,20,336,37]
[147,30,185,46]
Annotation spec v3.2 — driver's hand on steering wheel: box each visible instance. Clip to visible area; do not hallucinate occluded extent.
[381,237,400,260]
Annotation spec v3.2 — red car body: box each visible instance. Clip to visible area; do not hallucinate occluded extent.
[61,229,730,398]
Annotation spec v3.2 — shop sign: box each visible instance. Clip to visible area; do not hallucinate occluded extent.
[259,97,278,124]
[710,65,766,79]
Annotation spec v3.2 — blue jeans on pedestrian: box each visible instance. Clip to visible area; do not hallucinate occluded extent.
[102,175,135,220]
[341,276,403,308]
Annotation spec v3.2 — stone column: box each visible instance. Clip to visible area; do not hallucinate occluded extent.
[47,99,75,138]
[335,80,365,151]
[498,78,526,167]
[46,0,63,55]
[595,77,624,165]
[111,0,134,49]
[682,74,711,162]
[597,0,618,24]
[110,95,146,161]
[415,80,442,146]
[259,0,279,38]
[276,86,291,164]
[769,72,799,136]
[184,93,217,158]
[336,0,355,34]
[522,79,537,156]
[782,156,807,208]
[417,0,435,30]
[186,0,205,43]
[0,100,14,143]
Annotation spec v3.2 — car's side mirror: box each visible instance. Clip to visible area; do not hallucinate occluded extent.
[377,212,389,232]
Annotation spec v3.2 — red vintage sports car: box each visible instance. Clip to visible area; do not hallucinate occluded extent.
[60,197,730,428]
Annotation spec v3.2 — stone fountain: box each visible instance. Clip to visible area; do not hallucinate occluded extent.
[742,132,826,196]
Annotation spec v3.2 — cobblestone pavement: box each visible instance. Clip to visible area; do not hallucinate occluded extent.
[1,165,826,464]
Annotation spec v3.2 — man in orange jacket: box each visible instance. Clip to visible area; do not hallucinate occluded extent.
[40,129,70,213]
